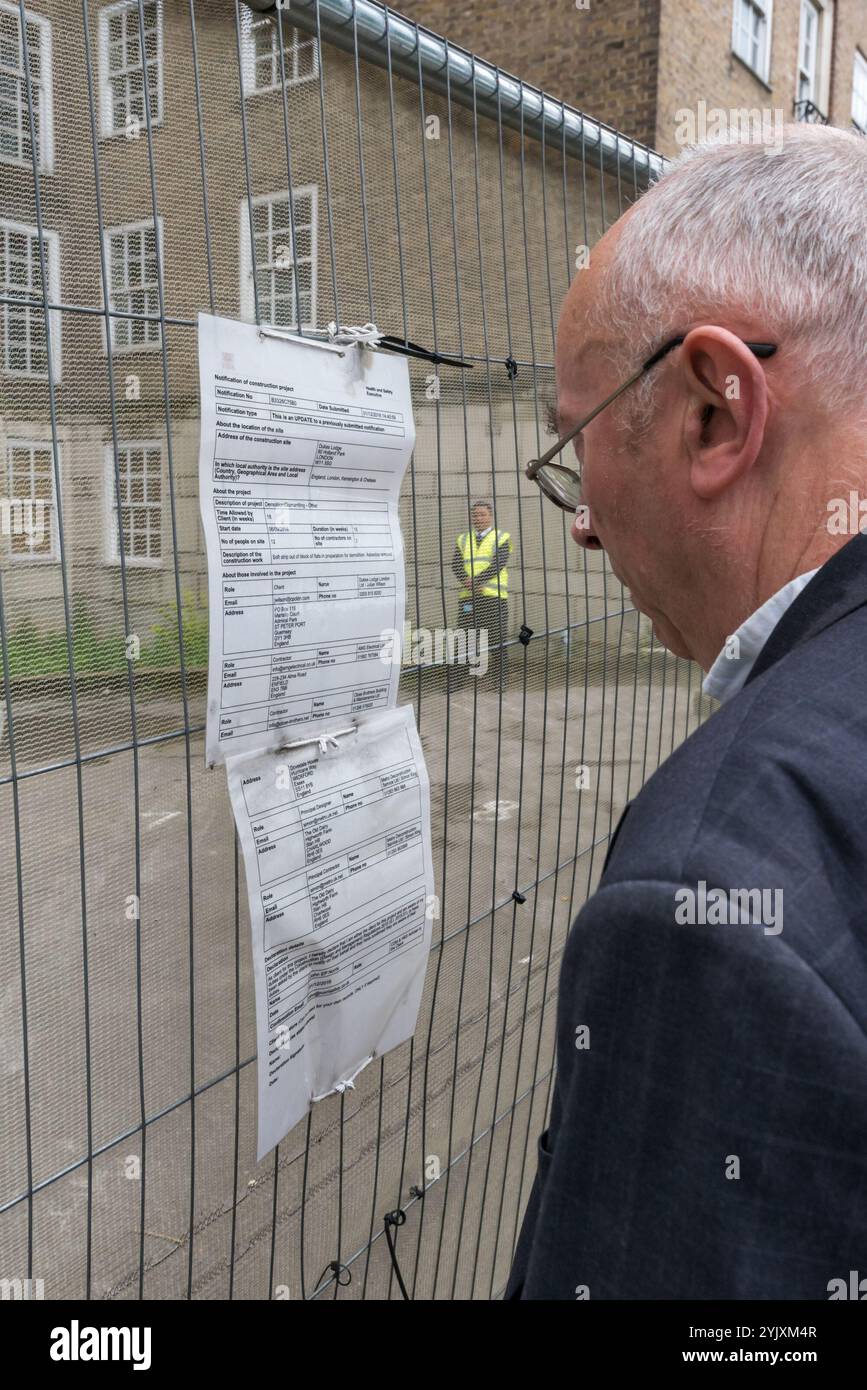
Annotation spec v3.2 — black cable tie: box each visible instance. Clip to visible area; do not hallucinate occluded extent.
[504,355,518,379]
[312,1259,352,1294]
[376,334,473,369]
[518,624,534,646]
[408,1185,425,1200]
[383,1208,410,1300]
[512,890,527,904]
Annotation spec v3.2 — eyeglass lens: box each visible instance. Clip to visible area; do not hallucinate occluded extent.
[537,463,583,510]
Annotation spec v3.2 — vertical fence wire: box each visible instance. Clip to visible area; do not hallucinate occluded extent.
[18,0,94,1299]
[78,0,146,1297]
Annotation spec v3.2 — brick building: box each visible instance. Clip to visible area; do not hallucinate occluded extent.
[1,0,639,708]
[401,0,867,157]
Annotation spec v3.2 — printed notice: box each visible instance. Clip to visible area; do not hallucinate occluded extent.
[197,312,416,767]
[225,705,435,1157]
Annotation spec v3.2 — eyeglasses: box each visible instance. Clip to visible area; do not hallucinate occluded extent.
[526,335,778,512]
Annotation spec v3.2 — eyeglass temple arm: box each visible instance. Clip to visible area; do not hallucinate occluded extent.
[527,339,777,477]
[641,337,777,370]
[527,365,647,474]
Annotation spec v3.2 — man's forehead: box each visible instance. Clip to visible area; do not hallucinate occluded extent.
[554,213,630,393]
[556,330,609,375]
[554,275,610,394]
[554,334,611,418]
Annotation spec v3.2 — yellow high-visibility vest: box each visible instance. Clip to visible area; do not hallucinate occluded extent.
[457,528,510,599]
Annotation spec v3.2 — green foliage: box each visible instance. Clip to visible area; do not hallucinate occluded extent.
[145,592,209,670]
[1,593,209,678]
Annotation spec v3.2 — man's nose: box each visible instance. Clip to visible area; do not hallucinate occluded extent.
[571,506,603,550]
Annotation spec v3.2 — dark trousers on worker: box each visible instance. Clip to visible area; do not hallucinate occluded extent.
[456,595,509,686]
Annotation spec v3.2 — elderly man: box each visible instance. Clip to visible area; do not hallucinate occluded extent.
[509,124,867,1300]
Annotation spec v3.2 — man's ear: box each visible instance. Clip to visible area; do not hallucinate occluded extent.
[679,327,770,500]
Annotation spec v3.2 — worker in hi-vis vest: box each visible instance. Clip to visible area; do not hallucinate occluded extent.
[451,500,512,682]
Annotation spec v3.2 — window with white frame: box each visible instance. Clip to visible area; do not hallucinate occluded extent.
[5,437,58,561]
[852,50,867,132]
[105,219,162,352]
[106,440,162,563]
[240,188,317,330]
[99,0,162,137]
[0,1,53,171]
[797,0,822,104]
[240,10,318,93]
[731,0,772,82]
[0,219,61,377]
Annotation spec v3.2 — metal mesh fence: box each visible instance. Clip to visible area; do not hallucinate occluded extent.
[0,0,714,1299]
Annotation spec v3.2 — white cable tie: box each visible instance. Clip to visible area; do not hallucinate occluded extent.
[257,324,346,355]
[279,724,356,754]
[311,1055,375,1103]
[326,320,383,349]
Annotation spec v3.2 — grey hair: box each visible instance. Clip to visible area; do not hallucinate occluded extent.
[589,123,867,431]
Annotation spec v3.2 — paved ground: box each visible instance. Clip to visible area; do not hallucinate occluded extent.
[0,634,711,1298]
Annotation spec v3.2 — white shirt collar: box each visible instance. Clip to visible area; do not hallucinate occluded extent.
[702,568,821,705]
[475,525,493,539]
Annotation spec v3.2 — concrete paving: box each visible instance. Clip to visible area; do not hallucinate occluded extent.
[0,634,712,1298]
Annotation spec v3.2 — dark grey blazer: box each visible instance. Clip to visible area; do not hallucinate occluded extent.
[506,531,867,1300]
